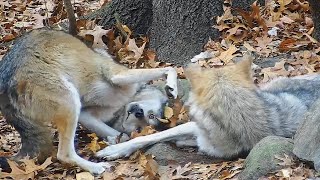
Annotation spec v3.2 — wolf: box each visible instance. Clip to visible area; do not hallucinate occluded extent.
[86,84,170,144]
[95,54,320,161]
[0,29,177,175]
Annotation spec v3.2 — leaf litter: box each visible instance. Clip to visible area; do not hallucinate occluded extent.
[0,0,320,179]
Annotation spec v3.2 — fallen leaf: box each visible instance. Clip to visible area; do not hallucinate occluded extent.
[256,35,273,50]
[0,157,52,179]
[164,106,174,119]
[126,38,146,61]
[217,44,239,64]
[76,172,94,180]
[243,42,256,52]
[131,126,157,139]
[85,133,101,153]
[171,162,192,179]
[78,25,110,49]
[279,39,297,52]
[275,154,295,167]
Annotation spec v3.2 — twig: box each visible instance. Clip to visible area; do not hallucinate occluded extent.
[63,0,77,36]
[114,13,128,39]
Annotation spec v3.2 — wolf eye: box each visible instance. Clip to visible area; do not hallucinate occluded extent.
[148,113,155,119]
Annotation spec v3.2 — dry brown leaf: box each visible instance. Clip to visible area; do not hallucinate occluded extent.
[226,24,247,35]
[178,106,189,124]
[21,157,52,173]
[275,154,295,167]
[236,1,267,31]
[164,106,174,119]
[216,7,233,24]
[303,33,318,43]
[126,38,146,61]
[78,25,110,49]
[0,157,52,179]
[279,39,297,52]
[0,160,34,179]
[130,125,157,139]
[85,133,101,153]
[280,16,294,24]
[168,97,184,127]
[176,66,186,78]
[277,168,292,178]
[76,172,94,180]
[171,162,192,179]
[256,35,273,50]
[217,44,239,64]
[2,34,16,42]
[243,42,256,52]
[139,154,159,178]
[261,60,289,83]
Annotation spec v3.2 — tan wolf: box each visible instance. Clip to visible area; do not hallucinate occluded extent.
[0,29,177,175]
[95,54,320,161]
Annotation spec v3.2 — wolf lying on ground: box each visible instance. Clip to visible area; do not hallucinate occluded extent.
[96,55,320,160]
[0,29,178,175]
[82,84,170,144]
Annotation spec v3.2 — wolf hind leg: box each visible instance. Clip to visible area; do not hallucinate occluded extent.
[48,80,112,175]
[13,78,112,175]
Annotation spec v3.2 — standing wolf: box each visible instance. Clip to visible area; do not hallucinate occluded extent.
[96,55,320,160]
[0,29,177,175]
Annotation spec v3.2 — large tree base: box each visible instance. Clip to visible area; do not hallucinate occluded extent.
[83,0,264,65]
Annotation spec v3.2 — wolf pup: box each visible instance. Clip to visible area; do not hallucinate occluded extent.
[95,54,320,160]
[0,29,177,175]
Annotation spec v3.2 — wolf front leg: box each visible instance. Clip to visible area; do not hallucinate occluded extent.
[79,111,121,137]
[79,111,130,144]
[111,67,178,98]
[96,122,198,160]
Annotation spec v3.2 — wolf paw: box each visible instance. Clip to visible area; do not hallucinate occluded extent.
[165,67,178,99]
[86,162,113,176]
[96,142,136,160]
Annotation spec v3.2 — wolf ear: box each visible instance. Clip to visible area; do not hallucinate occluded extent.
[185,63,203,85]
[236,53,253,73]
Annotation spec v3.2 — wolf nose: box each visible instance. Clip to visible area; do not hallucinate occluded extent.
[134,109,144,118]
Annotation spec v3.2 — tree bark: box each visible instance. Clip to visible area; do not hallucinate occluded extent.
[82,0,263,65]
[85,0,152,35]
[308,0,320,41]
[148,0,219,65]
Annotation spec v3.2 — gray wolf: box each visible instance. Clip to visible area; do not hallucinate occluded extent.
[95,54,320,161]
[0,29,177,175]
[85,84,170,144]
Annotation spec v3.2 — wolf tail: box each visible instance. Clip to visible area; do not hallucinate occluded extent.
[0,104,53,170]
[0,157,10,172]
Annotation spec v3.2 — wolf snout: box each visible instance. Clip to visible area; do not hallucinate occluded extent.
[128,104,144,118]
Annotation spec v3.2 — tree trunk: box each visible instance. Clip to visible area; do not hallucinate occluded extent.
[308,0,320,41]
[83,0,263,65]
[148,0,221,65]
[85,0,152,35]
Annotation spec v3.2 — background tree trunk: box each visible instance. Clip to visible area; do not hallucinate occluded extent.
[85,0,153,35]
[148,0,220,65]
[83,0,264,65]
[308,0,320,41]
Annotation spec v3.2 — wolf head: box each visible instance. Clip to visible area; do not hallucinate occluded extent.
[185,54,255,105]
[120,86,168,134]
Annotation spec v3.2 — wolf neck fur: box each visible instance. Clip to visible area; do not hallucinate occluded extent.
[195,81,273,146]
